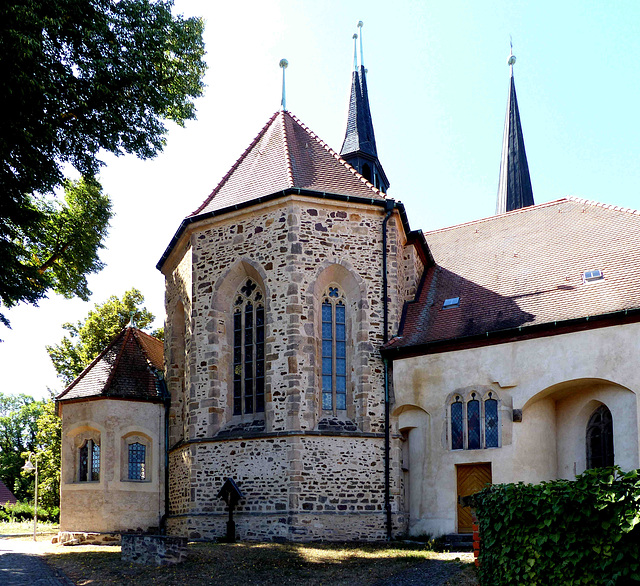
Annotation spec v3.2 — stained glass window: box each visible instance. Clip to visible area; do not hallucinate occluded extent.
[467,394,481,450]
[322,286,347,412]
[128,443,146,480]
[451,398,464,450]
[485,395,499,448]
[232,279,265,416]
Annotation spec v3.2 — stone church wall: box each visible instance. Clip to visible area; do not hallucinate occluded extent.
[161,194,417,540]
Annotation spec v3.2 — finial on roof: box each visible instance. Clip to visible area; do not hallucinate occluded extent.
[357,21,364,68]
[279,59,288,111]
[508,37,516,74]
[352,34,358,71]
[496,44,534,214]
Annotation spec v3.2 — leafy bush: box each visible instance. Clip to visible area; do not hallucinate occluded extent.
[471,467,640,585]
[1,501,60,522]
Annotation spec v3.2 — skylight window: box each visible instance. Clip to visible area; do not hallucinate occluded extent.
[583,270,604,283]
[443,297,460,309]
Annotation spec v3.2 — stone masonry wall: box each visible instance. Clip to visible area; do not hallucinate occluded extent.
[161,194,418,540]
[167,433,404,541]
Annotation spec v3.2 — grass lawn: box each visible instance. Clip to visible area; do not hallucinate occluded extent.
[0,520,59,535]
[23,538,477,585]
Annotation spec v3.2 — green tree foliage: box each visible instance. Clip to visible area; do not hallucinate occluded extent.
[47,288,159,385]
[0,394,45,502]
[34,396,61,510]
[471,467,640,585]
[1,0,206,323]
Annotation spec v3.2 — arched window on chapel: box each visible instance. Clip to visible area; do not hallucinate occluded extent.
[586,405,614,469]
[321,285,347,413]
[450,392,500,450]
[233,279,265,416]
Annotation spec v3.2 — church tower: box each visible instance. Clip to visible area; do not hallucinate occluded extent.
[158,52,425,541]
[340,22,390,192]
[496,47,534,214]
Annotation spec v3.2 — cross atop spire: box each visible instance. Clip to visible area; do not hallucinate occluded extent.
[340,21,389,192]
[496,43,534,214]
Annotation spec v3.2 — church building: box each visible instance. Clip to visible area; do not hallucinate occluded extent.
[57,36,640,541]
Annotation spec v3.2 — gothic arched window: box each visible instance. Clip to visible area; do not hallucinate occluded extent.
[586,405,614,469]
[450,392,500,450]
[451,396,464,450]
[321,285,347,412]
[233,279,265,416]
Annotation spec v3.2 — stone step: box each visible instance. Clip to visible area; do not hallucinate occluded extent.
[440,533,474,552]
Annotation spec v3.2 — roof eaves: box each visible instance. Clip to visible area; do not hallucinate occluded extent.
[383,306,640,360]
[158,187,400,272]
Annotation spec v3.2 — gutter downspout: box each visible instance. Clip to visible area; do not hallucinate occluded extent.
[382,198,394,541]
[153,369,171,535]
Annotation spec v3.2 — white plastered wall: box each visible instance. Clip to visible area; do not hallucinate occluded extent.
[392,322,640,537]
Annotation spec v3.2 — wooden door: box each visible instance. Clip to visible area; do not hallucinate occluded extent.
[457,463,491,533]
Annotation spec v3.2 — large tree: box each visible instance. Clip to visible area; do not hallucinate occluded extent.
[47,288,160,385]
[1,0,206,324]
[0,394,45,502]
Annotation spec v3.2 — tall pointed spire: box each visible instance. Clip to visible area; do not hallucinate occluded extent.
[340,21,389,192]
[496,44,534,214]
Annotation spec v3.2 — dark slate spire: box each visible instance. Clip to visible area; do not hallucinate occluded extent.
[340,22,389,192]
[496,48,534,214]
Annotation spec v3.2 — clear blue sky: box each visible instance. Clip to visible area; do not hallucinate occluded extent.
[2,0,639,398]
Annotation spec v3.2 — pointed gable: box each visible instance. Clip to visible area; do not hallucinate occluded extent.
[56,328,164,403]
[192,110,384,217]
[496,58,534,214]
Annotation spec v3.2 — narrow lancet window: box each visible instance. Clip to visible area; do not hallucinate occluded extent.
[232,279,265,416]
[467,394,481,449]
[485,394,499,448]
[322,286,347,412]
[451,397,464,450]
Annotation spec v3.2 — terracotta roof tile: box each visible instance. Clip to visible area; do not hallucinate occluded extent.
[57,328,164,402]
[396,198,640,347]
[192,110,384,217]
[0,479,17,505]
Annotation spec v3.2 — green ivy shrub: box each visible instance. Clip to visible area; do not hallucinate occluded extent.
[471,467,640,585]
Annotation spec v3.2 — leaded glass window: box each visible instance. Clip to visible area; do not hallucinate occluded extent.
[449,392,500,450]
[485,394,499,448]
[467,394,481,449]
[128,442,146,480]
[322,286,347,412]
[233,279,265,416]
[451,397,464,450]
[79,439,99,482]
[586,405,614,469]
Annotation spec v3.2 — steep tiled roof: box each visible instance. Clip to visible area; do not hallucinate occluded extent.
[192,110,385,216]
[393,198,640,348]
[0,479,17,505]
[57,328,164,402]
